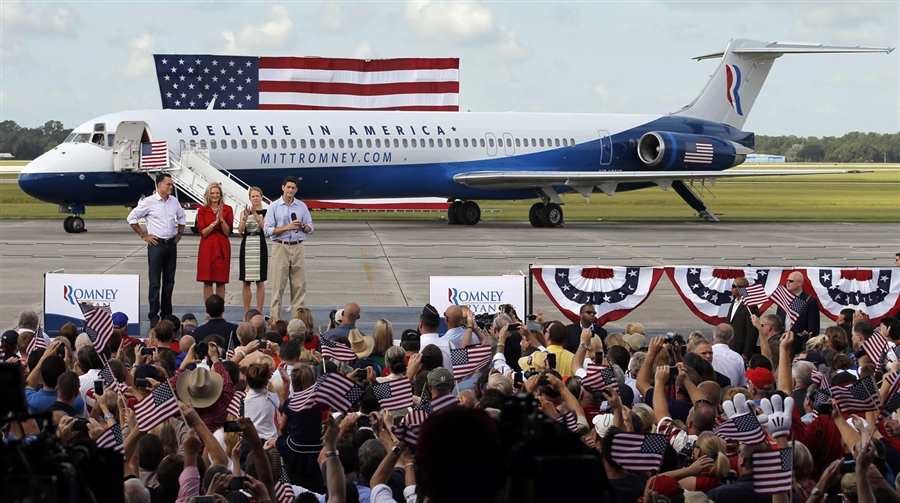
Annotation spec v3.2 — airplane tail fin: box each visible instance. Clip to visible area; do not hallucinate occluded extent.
[672,39,893,129]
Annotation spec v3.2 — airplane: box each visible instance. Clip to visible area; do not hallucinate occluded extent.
[18,39,893,233]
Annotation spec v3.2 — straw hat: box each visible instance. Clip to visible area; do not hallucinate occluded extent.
[348,328,374,358]
[176,367,224,408]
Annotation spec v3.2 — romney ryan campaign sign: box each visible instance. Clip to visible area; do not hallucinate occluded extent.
[44,273,140,335]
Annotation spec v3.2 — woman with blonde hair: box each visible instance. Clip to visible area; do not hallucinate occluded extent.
[625,323,644,335]
[370,319,394,370]
[661,431,730,491]
[605,332,625,348]
[238,186,267,314]
[197,182,233,301]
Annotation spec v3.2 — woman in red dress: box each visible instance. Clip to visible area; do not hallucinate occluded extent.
[197,182,233,301]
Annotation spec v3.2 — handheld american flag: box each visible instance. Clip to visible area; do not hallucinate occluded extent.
[287,379,320,412]
[315,372,365,413]
[140,141,168,168]
[373,378,414,411]
[879,377,900,421]
[133,380,180,432]
[610,432,668,472]
[25,331,47,354]
[391,393,432,448]
[227,390,246,418]
[79,302,114,353]
[99,363,128,395]
[738,283,767,309]
[810,370,830,391]
[450,345,492,380]
[861,332,889,372]
[95,423,125,456]
[225,332,236,360]
[430,393,462,413]
[320,338,358,363]
[275,467,296,503]
[770,285,806,331]
[713,412,767,444]
[556,411,579,433]
[830,376,879,415]
[753,448,793,495]
[581,364,618,390]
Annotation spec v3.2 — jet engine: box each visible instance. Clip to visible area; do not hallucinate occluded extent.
[636,132,746,169]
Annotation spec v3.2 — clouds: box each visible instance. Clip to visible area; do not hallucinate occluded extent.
[1,0,74,34]
[221,5,294,54]
[790,4,898,45]
[123,34,155,78]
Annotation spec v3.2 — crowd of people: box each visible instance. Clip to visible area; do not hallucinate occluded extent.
[3,284,900,503]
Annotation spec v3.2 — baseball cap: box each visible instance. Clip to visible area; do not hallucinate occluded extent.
[1,330,18,347]
[745,367,775,390]
[401,329,420,343]
[623,333,647,350]
[134,364,160,383]
[181,313,197,323]
[287,318,307,336]
[593,413,615,437]
[112,312,128,329]
[427,367,454,391]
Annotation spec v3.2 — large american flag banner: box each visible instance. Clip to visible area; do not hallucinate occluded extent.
[133,380,180,432]
[95,422,125,456]
[770,285,807,331]
[830,376,879,415]
[79,302,115,353]
[320,338,358,363]
[666,267,785,325]
[738,283,768,309]
[713,412,767,444]
[450,345,492,380]
[227,390,246,418]
[861,332,889,372]
[581,364,618,391]
[610,432,668,472]
[275,467,295,503]
[373,378,414,411]
[140,141,168,169]
[753,448,793,495]
[684,141,714,164]
[154,55,459,111]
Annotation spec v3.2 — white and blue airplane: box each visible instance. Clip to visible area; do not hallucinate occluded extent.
[19,39,892,232]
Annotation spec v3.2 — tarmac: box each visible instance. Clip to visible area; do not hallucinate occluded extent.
[0,219,896,337]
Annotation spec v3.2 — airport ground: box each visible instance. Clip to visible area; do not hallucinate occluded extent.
[0,219,897,337]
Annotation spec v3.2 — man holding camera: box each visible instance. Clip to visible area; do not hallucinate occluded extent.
[565,303,608,354]
[169,339,234,433]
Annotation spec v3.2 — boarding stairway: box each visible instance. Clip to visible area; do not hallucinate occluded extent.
[144,146,270,231]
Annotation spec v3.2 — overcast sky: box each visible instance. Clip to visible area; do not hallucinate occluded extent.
[1,1,897,136]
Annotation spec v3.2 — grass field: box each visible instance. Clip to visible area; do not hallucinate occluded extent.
[1,163,898,222]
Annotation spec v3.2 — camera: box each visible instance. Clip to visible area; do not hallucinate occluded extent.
[522,370,541,379]
[93,380,104,397]
[474,313,496,331]
[135,378,150,388]
[223,421,241,433]
[840,454,856,474]
[356,369,367,380]
[420,354,432,366]
[813,402,833,416]
[194,341,209,359]
[507,323,521,333]
[229,476,246,490]
[357,415,371,428]
[141,347,154,356]
[257,339,268,350]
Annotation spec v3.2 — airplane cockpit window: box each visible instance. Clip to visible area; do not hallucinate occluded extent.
[107,134,115,146]
[91,133,105,146]
[64,133,77,143]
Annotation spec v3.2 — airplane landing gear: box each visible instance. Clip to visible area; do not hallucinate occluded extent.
[447,200,481,225]
[529,202,564,227]
[529,203,543,227]
[447,200,462,225]
[61,205,87,233]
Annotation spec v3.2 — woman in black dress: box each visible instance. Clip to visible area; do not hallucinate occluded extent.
[238,186,268,314]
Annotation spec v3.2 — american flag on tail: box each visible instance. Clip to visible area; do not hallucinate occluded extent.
[79,303,114,353]
[770,285,807,331]
[373,378,414,410]
[133,380,180,432]
[320,338,357,363]
[275,467,295,503]
[287,373,364,413]
[738,283,768,309]
[95,422,125,456]
[609,432,668,472]
[391,393,432,448]
[861,332,889,372]
[581,364,618,390]
[99,363,128,395]
[227,390,246,418]
[830,376,879,415]
[450,345,493,380]
[713,412,767,444]
[557,411,579,433]
[753,448,793,495]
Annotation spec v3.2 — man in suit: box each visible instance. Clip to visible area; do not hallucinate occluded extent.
[777,271,820,354]
[564,303,607,354]
[728,277,760,363]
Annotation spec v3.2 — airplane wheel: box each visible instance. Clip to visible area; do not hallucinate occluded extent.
[528,203,544,227]
[63,216,75,233]
[448,201,462,225]
[71,216,86,233]
[458,201,481,225]
[540,203,563,227]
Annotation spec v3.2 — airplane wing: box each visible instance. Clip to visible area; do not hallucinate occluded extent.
[453,169,873,197]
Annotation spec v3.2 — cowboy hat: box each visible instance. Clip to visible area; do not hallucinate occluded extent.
[348,328,374,358]
[176,367,224,409]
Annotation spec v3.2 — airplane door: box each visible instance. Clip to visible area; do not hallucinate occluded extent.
[113,121,151,172]
[485,133,497,157]
[598,130,612,165]
[502,133,515,156]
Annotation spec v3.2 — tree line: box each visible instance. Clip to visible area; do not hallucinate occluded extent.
[1,119,898,163]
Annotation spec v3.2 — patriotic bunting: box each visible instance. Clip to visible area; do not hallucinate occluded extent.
[321,338,358,363]
[830,376,879,415]
[373,378,415,411]
[753,448,793,495]
[134,381,180,432]
[803,268,900,325]
[95,423,125,456]
[666,267,785,325]
[450,345,492,380]
[609,432,667,472]
[713,412,767,444]
[581,364,618,391]
[532,266,664,324]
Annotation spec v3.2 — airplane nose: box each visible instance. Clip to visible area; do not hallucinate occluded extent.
[18,143,114,206]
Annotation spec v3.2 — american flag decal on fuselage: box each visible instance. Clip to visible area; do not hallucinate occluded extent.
[684,141,714,164]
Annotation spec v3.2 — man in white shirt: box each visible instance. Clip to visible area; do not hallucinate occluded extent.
[710,323,746,387]
[418,304,453,373]
[17,310,51,348]
[127,173,186,326]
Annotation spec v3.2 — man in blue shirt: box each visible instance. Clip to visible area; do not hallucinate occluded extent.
[24,340,85,418]
[323,302,364,340]
[264,176,314,320]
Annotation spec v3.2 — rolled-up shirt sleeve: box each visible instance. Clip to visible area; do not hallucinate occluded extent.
[127,198,150,225]
[300,206,313,234]
[175,465,200,503]
[263,201,278,238]
[175,204,187,225]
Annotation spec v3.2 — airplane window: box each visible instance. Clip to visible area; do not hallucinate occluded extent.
[291,139,297,148]
[73,133,90,143]
[261,139,268,149]
[357,139,362,148]
[411,138,417,147]
[393,139,399,148]
[562,138,567,147]
[300,139,307,149]
[366,139,372,148]
[555,139,560,147]
[339,139,344,148]
[319,139,325,148]
[506,138,511,147]
[539,139,544,147]
[347,139,352,149]
[570,138,575,146]
[329,139,335,148]
[454,138,460,147]
[211,141,217,150]
[221,140,228,150]
[281,139,287,149]
[376,139,382,148]
[463,138,469,147]
[232,139,238,149]
[488,138,494,148]
[437,138,443,147]
[64,133,77,142]
[241,139,248,149]
[190,139,197,148]
[480,139,485,147]
[515,138,520,147]
[547,138,552,146]
[403,139,408,148]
